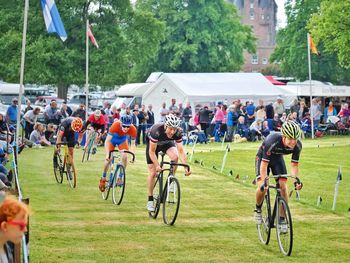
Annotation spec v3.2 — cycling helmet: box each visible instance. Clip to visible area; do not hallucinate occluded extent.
[281,120,301,139]
[71,117,83,132]
[120,115,132,126]
[165,114,181,128]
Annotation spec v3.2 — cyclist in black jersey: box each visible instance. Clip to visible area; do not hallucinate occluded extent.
[146,114,191,212]
[255,120,303,225]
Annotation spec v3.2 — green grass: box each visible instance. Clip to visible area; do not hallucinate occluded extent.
[18,137,350,262]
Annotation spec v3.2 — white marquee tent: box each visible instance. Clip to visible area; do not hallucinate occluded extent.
[142,73,296,123]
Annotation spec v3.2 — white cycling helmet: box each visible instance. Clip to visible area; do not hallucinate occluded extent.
[165,114,181,128]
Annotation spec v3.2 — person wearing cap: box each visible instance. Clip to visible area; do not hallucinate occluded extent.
[6,98,18,125]
[83,109,107,154]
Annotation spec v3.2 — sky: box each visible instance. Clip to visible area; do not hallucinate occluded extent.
[275,0,287,28]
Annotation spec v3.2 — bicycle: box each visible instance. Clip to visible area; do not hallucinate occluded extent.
[53,143,77,188]
[148,152,190,225]
[101,150,135,205]
[257,174,301,256]
[82,128,97,162]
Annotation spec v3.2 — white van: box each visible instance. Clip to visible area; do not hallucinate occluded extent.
[0,83,27,109]
[111,83,151,111]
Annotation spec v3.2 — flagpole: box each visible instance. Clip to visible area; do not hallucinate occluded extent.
[307,33,314,139]
[16,0,29,148]
[85,19,89,121]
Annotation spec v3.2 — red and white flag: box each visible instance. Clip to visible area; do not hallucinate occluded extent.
[87,25,99,48]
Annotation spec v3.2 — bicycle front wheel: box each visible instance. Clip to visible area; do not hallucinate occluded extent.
[66,163,77,188]
[112,165,126,205]
[53,155,63,184]
[257,192,271,245]
[149,175,161,219]
[162,176,180,225]
[276,196,293,256]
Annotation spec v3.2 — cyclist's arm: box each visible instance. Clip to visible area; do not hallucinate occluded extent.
[129,138,136,154]
[176,142,191,175]
[259,160,268,182]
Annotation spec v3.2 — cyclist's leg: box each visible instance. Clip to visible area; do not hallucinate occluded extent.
[165,142,178,174]
[118,140,129,169]
[84,128,92,149]
[255,156,269,206]
[270,156,288,203]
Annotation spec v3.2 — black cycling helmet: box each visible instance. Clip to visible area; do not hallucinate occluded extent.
[281,120,301,139]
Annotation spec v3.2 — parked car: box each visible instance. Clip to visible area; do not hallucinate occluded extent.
[34,96,65,108]
[68,93,100,112]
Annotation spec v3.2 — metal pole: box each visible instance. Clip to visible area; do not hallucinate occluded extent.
[307,33,314,139]
[85,19,89,120]
[16,0,29,149]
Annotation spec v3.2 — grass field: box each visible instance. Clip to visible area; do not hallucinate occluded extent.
[18,136,350,262]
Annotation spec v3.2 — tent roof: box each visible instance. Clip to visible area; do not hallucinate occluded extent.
[116,83,151,96]
[148,73,293,97]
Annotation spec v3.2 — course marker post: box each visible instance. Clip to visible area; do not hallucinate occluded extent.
[189,136,198,162]
[332,166,342,211]
[220,143,231,173]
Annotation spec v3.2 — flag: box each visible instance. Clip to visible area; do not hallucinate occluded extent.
[88,25,99,48]
[40,0,67,42]
[308,34,320,55]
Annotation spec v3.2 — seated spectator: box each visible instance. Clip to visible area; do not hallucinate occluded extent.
[287,112,298,123]
[300,112,312,136]
[261,121,271,138]
[0,194,29,263]
[44,123,57,145]
[272,113,282,131]
[29,123,50,147]
[337,103,350,125]
[280,112,287,123]
[236,116,250,139]
[249,119,263,141]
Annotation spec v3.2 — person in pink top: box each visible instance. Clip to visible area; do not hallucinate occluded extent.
[212,104,224,137]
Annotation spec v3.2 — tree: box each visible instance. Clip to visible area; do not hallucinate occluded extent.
[136,0,256,73]
[0,0,164,98]
[309,1,350,69]
[270,0,350,84]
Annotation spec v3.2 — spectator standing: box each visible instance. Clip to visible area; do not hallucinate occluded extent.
[24,100,33,114]
[289,99,300,117]
[159,102,169,122]
[310,98,321,127]
[256,105,266,121]
[136,105,148,145]
[198,106,212,137]
[272,113,282,131]
[178,103,184,119]
[112,108,121,121]
[132,109,139,130]
[338,103,350,124]
[146,104,155,129]
[323,101,337,123]
[212,104,224,137]
[6,98,18,125]
[182,102,192,134]
[168,98,179,116]
[245,100,256,125]
[273,97,285,117]
[227,105,238,141]
[22,107,40,139]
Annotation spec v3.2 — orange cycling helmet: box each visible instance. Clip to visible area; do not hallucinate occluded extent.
[71,117,83,132]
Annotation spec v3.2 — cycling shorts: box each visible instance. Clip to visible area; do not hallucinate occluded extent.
[255,155,287,182]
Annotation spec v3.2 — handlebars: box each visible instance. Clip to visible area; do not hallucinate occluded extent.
[260,174,301,192]
[161,161,191,172]
[108,149,135,162]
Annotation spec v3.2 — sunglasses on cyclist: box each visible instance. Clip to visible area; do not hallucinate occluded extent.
[122,125,130,129]
[7,220,27,231]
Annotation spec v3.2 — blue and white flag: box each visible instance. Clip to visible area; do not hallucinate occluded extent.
[40,0,67,41]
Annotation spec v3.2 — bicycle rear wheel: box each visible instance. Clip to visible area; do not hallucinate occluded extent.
[112,165,126,205]
[66,163,77,188]
[276,196,293,256]
[257,192,271,245]
[53,154,63,184]
[162,176,180,225]
[149,175,161,219]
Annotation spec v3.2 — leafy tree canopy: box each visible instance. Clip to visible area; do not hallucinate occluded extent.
[135,0,256,74]
[0,0,165,95]
[270,0,350,85]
